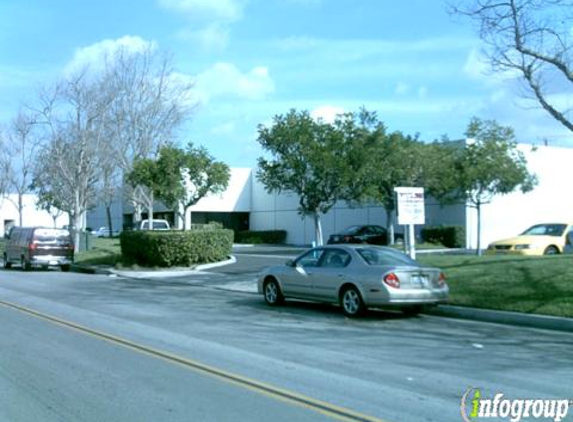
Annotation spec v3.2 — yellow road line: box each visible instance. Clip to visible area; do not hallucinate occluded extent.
[0,300,391,422]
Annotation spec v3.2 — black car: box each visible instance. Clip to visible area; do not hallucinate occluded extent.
[327,225,402,246]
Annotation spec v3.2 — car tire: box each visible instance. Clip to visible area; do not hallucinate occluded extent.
[3,254,11,269]
[340,286,366,317]
[263,278,284,306]
[61,265,71,272]
[21,257,31,271]
[544,246,559,255]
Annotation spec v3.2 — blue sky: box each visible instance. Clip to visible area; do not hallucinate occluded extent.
[1,0,571,167]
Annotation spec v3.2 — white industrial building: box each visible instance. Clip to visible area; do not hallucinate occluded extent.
[0,194,68,236]
[87,144,573,249]
[2,144,572,250]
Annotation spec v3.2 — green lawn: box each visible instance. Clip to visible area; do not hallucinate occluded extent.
[418,254,573,318]
[75,237,123,266]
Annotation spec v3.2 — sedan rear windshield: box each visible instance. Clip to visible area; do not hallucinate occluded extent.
[357,247,419,267]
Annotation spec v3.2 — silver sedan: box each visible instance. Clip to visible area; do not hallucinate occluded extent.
[258,244,449,317]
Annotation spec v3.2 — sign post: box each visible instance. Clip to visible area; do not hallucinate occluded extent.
[394,187,425,259]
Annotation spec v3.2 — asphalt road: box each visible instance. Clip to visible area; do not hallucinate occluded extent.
[0,255,572,422]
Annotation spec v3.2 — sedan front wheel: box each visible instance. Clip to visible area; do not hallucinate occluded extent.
[263,279,284,306]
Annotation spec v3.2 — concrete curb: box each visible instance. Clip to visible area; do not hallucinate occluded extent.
[195,256,236,271]
[71,255,237,278]
[425,305,573,333]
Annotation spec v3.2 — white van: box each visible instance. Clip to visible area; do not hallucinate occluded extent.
[132,219,171,230]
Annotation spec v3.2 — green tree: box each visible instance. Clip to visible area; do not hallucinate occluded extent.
[432,118,537,254]
[257,109,371,245]
[361,127,427,243]
[127,157,162,229]
[155,143,230,229]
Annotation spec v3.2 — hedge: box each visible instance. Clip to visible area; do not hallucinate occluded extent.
[234,230,287,244]
[421,225,465,248]
[120,229,233,267]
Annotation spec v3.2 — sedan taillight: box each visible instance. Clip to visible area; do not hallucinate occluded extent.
[383,273,400,289]
[438,272,447,287]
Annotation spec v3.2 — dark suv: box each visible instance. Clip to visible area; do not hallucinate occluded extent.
[3,227,74,271]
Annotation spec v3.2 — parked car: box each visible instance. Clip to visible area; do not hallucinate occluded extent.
[258,244,448,317]
[485,222,573,256]
[131,219,171,230]
[3,227,74,271]
[327,225,403,246]
[91,226,120,237]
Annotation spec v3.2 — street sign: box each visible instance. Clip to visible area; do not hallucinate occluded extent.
[395,187,425,225]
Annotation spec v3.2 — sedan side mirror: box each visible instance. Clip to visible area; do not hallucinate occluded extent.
[285,259,296,267]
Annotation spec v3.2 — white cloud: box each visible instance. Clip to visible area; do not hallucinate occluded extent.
[463,48,489,80]
[158,0,244,22]
[175,23,230,50]
[463,48,520,85]
[195,62,274,102]
[65,36,156,74]
[158,0,244,49]
[310,105,345,124]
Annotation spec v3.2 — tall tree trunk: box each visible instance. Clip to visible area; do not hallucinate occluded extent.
[180,207,188,230]
[105,205,113,238]
[18,194,23,227]
[73,191,82,253]
[476,202,482,256]
[313,212,323,246]
[133,202,142,222]
[147,190,154,231]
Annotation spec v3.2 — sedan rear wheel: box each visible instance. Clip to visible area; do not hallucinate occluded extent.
[340,286,365,317]
[544,246,559,255]
[21,257,30,271]
[3,253,11,269]
[264,279,284,306]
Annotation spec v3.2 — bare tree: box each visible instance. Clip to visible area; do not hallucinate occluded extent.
[451,0,573,132]
[104,47,195,224]
[0,110,44,226]
[33,69,112,250]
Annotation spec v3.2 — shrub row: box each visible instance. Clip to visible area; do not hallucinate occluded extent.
[234,230,287,244]
[120,229,233,267]
[421,225,465,248]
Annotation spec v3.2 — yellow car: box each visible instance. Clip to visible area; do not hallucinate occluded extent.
[486,223,573,255]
